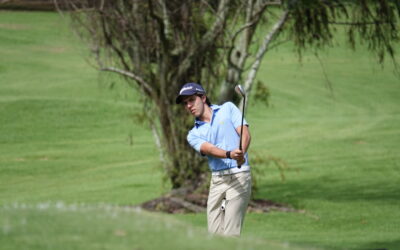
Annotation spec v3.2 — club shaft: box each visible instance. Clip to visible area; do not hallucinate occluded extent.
[238,96,245,168]
[239,108,244,150]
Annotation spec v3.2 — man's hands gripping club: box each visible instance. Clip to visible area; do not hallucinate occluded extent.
[199,125,250,166]
[229,149,245,166]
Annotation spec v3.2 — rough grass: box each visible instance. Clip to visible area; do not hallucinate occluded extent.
[2,203,309,250]
[1,10,399,250]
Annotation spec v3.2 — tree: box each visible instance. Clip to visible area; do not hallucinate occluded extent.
[55,0,399,202]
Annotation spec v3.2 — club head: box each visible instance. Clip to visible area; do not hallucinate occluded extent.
[235,85,246,97]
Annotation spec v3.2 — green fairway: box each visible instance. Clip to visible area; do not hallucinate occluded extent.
[1,11,399,250]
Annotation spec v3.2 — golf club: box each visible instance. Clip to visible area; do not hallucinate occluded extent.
[235,85,246,169]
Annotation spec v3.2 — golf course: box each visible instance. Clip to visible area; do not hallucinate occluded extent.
[0,11,399,250]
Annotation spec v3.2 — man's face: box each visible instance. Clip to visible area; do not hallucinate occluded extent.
[181,95,206,118]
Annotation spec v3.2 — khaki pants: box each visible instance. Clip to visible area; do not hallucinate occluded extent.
[207,171,252,236]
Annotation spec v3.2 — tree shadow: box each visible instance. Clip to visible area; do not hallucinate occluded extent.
[355,239,400,250]
[256,174,400,206]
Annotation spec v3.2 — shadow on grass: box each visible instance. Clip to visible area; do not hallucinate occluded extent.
[257,174,400,206]
[355,239,400,250]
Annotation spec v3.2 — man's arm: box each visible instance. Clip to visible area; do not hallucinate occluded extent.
[200,143,244,162]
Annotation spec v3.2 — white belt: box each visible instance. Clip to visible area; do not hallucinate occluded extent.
[212,165,250,176]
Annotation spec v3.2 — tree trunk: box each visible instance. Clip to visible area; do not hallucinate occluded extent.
[154,102,208,189]
[218,0,268,104]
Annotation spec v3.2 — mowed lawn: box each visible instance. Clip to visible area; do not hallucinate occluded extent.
[1,11,399,250]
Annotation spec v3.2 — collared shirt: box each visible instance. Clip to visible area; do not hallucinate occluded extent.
[187,102,249,172]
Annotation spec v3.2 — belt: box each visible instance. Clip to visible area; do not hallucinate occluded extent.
[211,165,250,176]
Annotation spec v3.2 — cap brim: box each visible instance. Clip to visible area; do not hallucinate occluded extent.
[175,95,186,104]
[176,91,205,104]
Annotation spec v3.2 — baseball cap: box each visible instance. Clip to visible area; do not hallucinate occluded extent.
[175,83,206,104]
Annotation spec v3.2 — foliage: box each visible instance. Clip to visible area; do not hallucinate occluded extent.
[287,0,400,64]
[252,80,271,107]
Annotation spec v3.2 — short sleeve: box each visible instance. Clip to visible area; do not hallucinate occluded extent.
[187,129,207,154]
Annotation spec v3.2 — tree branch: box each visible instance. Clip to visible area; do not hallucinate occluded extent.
[329,21,391,25]
[150,118,167,167]
[201,0,230,45]
[227,0,269,70]
[314,52,335,98]
[159,0,172,40]
[218,0,272,104]
[177,0,231,80]
[241,10,289,107]
[148,0,170,52]
[100,67,154,96]
[265,1,282,6]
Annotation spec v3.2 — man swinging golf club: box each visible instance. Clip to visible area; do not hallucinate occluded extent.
[176,82,251,237]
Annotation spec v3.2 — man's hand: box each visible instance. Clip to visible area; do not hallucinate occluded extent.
[231,149,245,166]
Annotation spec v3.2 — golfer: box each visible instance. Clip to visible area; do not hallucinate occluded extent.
[176,82,252,237]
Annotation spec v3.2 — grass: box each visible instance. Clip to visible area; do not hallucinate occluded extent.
[0,11,163,206]
[2,203,306,250]
[1,10,399,250]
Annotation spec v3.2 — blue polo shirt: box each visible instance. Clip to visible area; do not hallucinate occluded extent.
[187,102,249,172]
